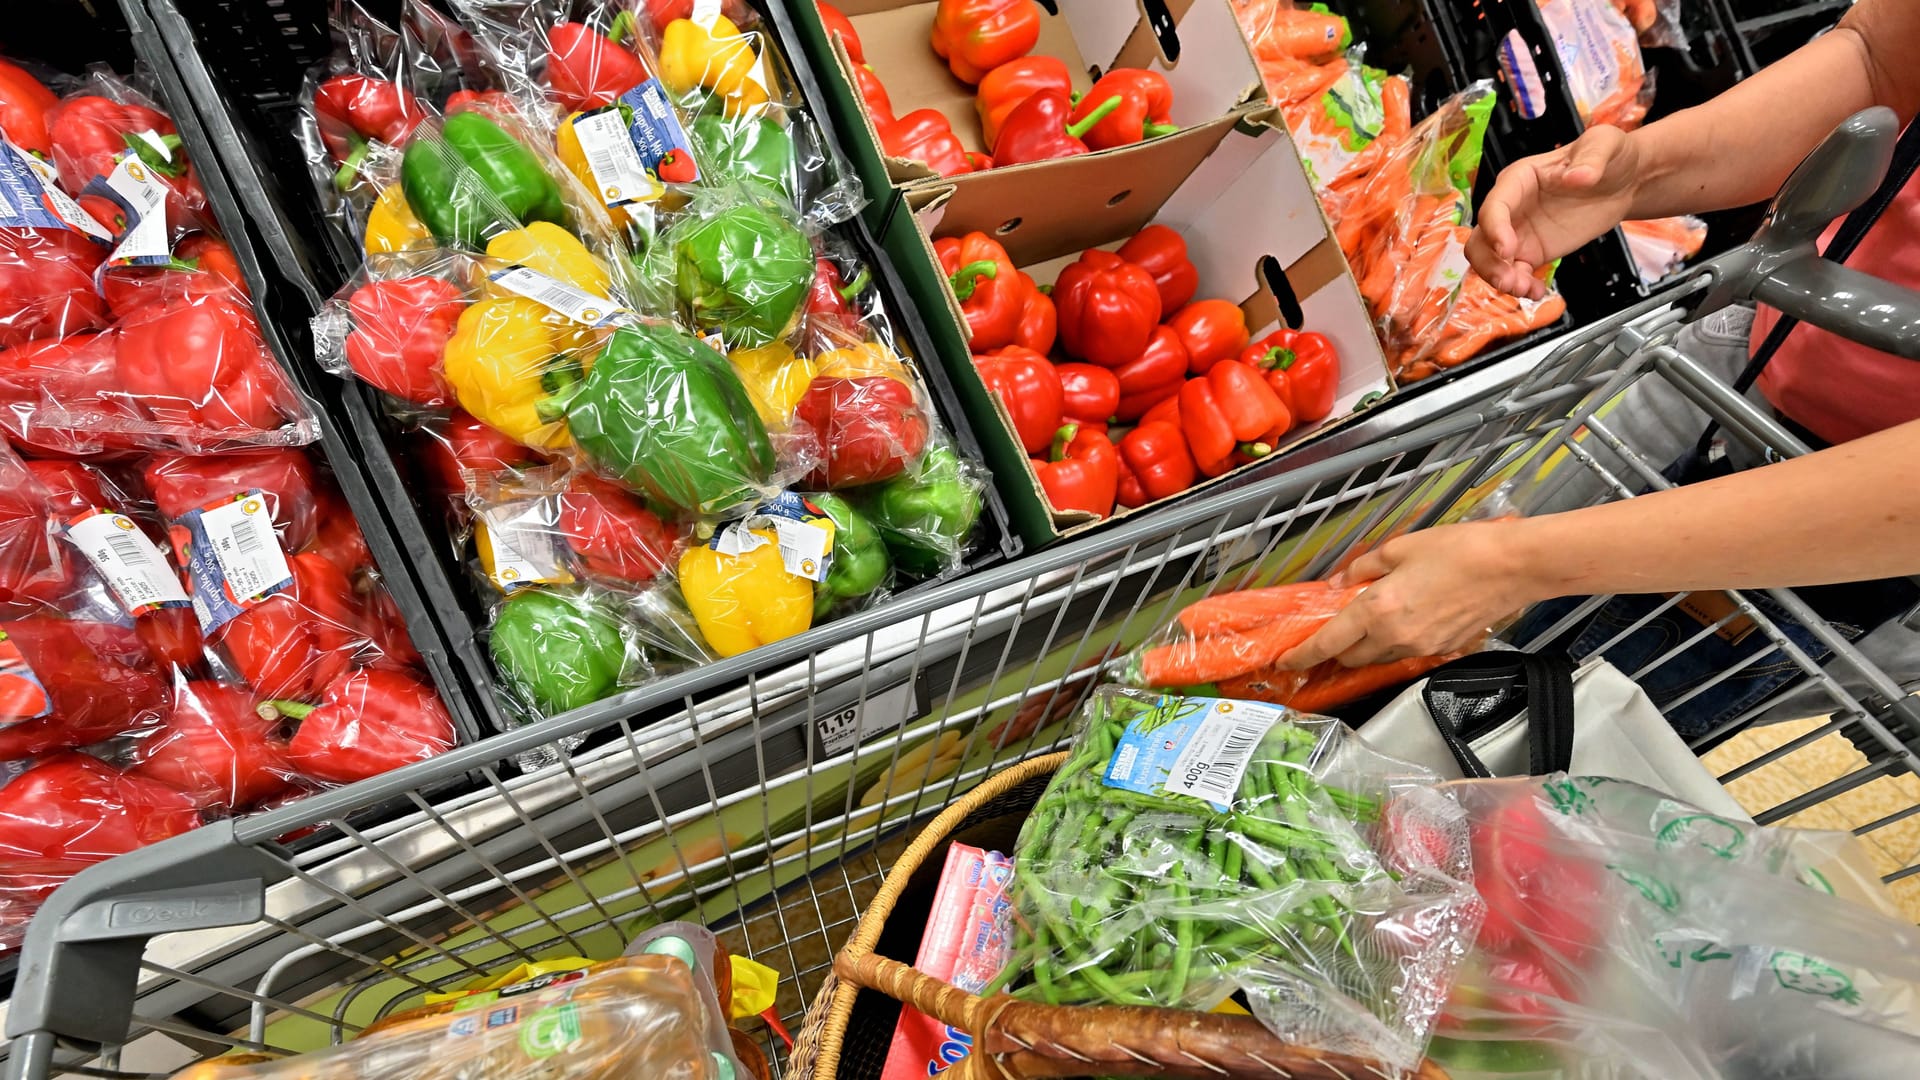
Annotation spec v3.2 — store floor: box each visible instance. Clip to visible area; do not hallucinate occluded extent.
[1705,719,1920,920]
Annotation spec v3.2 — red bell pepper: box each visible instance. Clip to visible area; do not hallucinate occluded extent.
[47,95,206,228]
[796,375,931,488]
[877,109,978,177]
[1032,423,1117,518]
[0,227,108,348]
[930,0,1042,84]
[1169,299,1251,375]
[1011,272,1055,355]
[311,73,427,190]
[1273,330,1340,423]
[0,475,71,611]
[974,346,1063,454]
[342,276,466,407]
[0,619,171,760]
[0,753,200,911]
[547,14,648,111]
[116,295,294,435]
[1239,327,1295,370]
[803,257,871,340]
[819,2,865,63]
[556,472,675,586]
[1178,359,1292,475]
[131,680,293,811]
[1139,392,1181,428]
[305,487,373,578]
[1119,420,1197,503]
[934,231,1024,350]
[24,460,110,518]
[364,586,424,672]
[0,59,59,157]
[852,64,895,125]
[1052,249,1161,368]
[145,449,321,554]
[1116,224,1197,315]
[281,669,457,785]
[214,552,368,700]
[1112,324,1188,420]
[1055,363,1119,426]
[419,410,542,500]
[1115,456,1145,509]
[0,332,147,457]
[976,55,1071,149]
[102,233,250,322]
[1071,69,1177,151]
[991,89,1121,166]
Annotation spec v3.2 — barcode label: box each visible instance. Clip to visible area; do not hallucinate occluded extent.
[63,509,191,617]
[571,107,662,207]
[192,492,293,609]
[1105,695,1287,811]
[477,502,573,592]
[0,137,112,240]
[488,265,633,327]
[97,146,172,263]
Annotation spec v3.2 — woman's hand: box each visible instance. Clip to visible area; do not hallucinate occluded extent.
[1279,521,1551,669]
[1467,125,1642,299]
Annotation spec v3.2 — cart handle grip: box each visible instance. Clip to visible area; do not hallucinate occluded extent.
[1749,255,1920,360]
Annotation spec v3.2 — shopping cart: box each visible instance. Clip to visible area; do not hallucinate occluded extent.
[7,109,1920,1079]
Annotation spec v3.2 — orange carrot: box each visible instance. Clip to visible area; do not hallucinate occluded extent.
[1176,581,1364,637]
[1216,654,1454,713]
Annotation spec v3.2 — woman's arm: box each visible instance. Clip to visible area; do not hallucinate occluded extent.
[1280,418,1920,669]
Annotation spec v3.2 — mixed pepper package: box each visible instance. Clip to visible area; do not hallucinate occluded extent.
[299,0,988,724]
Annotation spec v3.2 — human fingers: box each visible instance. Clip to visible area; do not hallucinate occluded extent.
[1276,605,1370,672]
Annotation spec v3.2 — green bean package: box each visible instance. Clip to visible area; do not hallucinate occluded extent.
[993,687,1483,1071]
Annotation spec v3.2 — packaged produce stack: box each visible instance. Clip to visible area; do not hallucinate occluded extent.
[0,59,458,949]
[301,1,988,722]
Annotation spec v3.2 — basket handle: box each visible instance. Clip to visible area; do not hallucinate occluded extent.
[835,953,1447,1080]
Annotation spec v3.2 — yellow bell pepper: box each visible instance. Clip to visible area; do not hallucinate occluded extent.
[484,221,612,295]
[554,112,645,232]
[659,16,770,119]
[443,297,592,451]
[364,184,432,254]
[679,529,813,658]
[815,342,911,385]
[728,342,816,426]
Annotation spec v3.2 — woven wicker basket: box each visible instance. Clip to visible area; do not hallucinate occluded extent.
[789,753,1446,1080]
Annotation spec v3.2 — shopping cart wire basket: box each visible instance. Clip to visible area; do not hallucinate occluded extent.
[7,109,1920,1079]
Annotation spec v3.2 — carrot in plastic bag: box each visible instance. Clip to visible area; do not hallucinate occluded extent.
[1137,581,1364,685]
[1220,654,1458,713]
[1176,580,1365,637]
[1232,0,1350,65]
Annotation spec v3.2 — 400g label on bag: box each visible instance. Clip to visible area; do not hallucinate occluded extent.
[1105,696,1286,810]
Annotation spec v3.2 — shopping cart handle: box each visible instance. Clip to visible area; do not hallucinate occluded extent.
[1698,106,1920,358]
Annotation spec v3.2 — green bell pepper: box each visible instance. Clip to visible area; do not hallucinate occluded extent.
[690,111,796,205]
[568,323,775,515]
[866,445,980,578]
[810,492,889,618]
[402,111,569,249]
[490,589,626,715]
[672,201,812,347]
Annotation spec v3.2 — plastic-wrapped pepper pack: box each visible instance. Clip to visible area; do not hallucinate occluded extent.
[0,54,461,954]
[299,2,988,723]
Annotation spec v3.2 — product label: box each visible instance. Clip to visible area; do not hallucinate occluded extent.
[63,509,192,617]
[84,138,176,266]
[477,502,575,592]
[487,265,632,327]
[812,676,923,757]
[0,630,52,723]
[571,106,663,207]
[1105,695,1286,810]
[0,138,112,240]
[710,492,835,582]
[175,491,294,632]
[518,1003,584,1059]
[616,80,700,186]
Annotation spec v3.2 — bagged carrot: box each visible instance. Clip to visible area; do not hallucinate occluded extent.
[1622,215,1708,285]
[1129,580,1364,686]
[1218,653,1460,713]
[1278,49,1408,192]
[1231,0,1351,68]
[1421,270,1568,376]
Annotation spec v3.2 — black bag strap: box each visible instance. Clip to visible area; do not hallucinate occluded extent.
[1419,652,1577,778]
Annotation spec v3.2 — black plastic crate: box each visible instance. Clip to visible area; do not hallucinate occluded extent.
[1728,1,1848,67]
[137,0,1018,738]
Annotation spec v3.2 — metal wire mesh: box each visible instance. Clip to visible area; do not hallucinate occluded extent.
[6,288,1916,1079]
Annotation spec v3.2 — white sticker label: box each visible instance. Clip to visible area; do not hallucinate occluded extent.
[102,152,172,263]
[1161,699,1286,806]
[2,138,112,241]
[815,679,921,756]
[770,515,833,582]
[479,504,573,592]
[488,265,632,327]
[571,108,663,208]
[198,495,292,602]
[711,524,770,557]
[63,510,190,617]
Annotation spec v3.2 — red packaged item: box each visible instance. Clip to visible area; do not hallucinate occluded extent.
[311,73,427,169]
[796,376,931,489]
[101,233,250,322]
[546,16,650,111]
[341,276,465,407]
[880,842,1014,1080]
[0,332,141,457]
[0,618,171,760]
[130,680,294,811]
[305,487,374,578]
[281,668,456,785]
[0,226,109,348]
[0,59,61,157]
[213,552,370,700]
[555,472,674,587]
[47,93,207,230]
[145,449,320,554]
[0,457,71,610]
[115,294,306,440]
[0,753,201,946]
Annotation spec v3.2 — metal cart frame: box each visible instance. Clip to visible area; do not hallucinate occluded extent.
[7,111,1920,1079]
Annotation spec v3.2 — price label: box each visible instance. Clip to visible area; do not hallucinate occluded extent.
[813,677,925,757]
[176,490,294,631]
[488,265,633,327]
[63,509,191,617]
[571,106,662,207]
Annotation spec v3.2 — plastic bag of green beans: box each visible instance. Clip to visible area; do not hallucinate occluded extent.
[990,687,1483,1070]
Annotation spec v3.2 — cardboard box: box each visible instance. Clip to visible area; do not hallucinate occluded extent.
[882,114,1391,548]
[787,0,1263,229]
